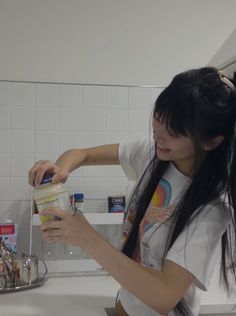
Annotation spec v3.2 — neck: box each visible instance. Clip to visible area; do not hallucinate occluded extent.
[173,152,206,178]
[173,161,193,178]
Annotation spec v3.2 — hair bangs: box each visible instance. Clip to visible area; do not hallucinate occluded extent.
[154,87,190,137]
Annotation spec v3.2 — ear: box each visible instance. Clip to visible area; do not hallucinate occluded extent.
[203,135,224,151]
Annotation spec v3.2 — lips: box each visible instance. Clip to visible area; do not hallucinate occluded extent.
[156,142,169,150]
[157,144,168,150]
[156,143,171,153]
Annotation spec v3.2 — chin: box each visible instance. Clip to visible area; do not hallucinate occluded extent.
[157,154,171,161]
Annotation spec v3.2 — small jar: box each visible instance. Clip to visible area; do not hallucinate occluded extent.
[33,177,72,223]
[73,193,84,214]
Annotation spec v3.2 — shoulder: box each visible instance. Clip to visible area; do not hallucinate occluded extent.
[118,137,154,180]
[119,137,153,157]
[191,198,230,229]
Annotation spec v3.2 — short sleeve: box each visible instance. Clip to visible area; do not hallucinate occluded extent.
[166,203,230,291]
[118,137,154,181]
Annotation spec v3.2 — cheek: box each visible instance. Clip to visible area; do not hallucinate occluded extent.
[171,140,194,155]
[179,143,195,157]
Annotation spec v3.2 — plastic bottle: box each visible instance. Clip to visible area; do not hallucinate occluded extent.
[33,177,72,223]
[73,193,84,214]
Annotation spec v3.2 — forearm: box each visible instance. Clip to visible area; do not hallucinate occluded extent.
[55,144,120,173]
[41,208,193,314]
[85,230,171,314]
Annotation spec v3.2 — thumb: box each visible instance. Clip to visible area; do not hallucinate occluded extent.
[51,170,69,184]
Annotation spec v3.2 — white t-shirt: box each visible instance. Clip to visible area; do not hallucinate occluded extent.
[117,137,230,316]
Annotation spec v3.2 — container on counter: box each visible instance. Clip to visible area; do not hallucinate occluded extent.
[33,177,72,223]
[73,193,84,214]
[107,195,126,213]
[0,222,18,253]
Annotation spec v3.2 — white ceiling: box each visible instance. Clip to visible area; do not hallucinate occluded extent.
[0,0,236,86]
[208,27,236,76]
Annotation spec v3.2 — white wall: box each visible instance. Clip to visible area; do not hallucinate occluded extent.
[0,0,235,304]
[209,28,236,68]
[0,80,160,257]
[208,27,236,76]
[0,0,236,86]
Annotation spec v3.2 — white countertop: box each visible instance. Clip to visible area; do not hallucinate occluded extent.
[0,274,235,316]
[0,276,117,316]
[1,215,229,315]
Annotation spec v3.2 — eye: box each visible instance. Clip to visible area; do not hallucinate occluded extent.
[168,128,179,138]
[154,115,162,124]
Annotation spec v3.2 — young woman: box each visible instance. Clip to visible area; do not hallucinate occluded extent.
[28,67,236,316]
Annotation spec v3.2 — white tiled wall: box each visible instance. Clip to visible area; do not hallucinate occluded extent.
[0,80,162,258]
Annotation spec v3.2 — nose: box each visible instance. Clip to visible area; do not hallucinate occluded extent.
[152,117,169,144]
[154,124,166,143]
[156,135,166,145]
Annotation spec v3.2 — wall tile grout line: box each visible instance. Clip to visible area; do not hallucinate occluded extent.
[0,80,157,263]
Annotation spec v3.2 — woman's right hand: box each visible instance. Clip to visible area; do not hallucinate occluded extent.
[28,160,69,187]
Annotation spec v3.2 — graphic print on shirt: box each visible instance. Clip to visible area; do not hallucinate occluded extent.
[122,179,173,248]
[139,178,174,239]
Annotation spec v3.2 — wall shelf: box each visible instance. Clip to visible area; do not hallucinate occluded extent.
[32,213,124,226]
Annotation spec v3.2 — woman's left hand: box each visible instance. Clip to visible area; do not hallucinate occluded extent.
[40,208,95,249]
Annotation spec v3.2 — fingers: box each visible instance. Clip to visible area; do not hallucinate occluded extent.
[51,170,68,184]
[41,219,63,232]
[40,210,90,248]
[28,160,60,186]
[40,209,69,243]
[41,224,63,243]
[43,235,61,244]
[40,208,68,230]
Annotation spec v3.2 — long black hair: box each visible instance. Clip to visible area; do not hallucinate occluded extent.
[122,67,236,315]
